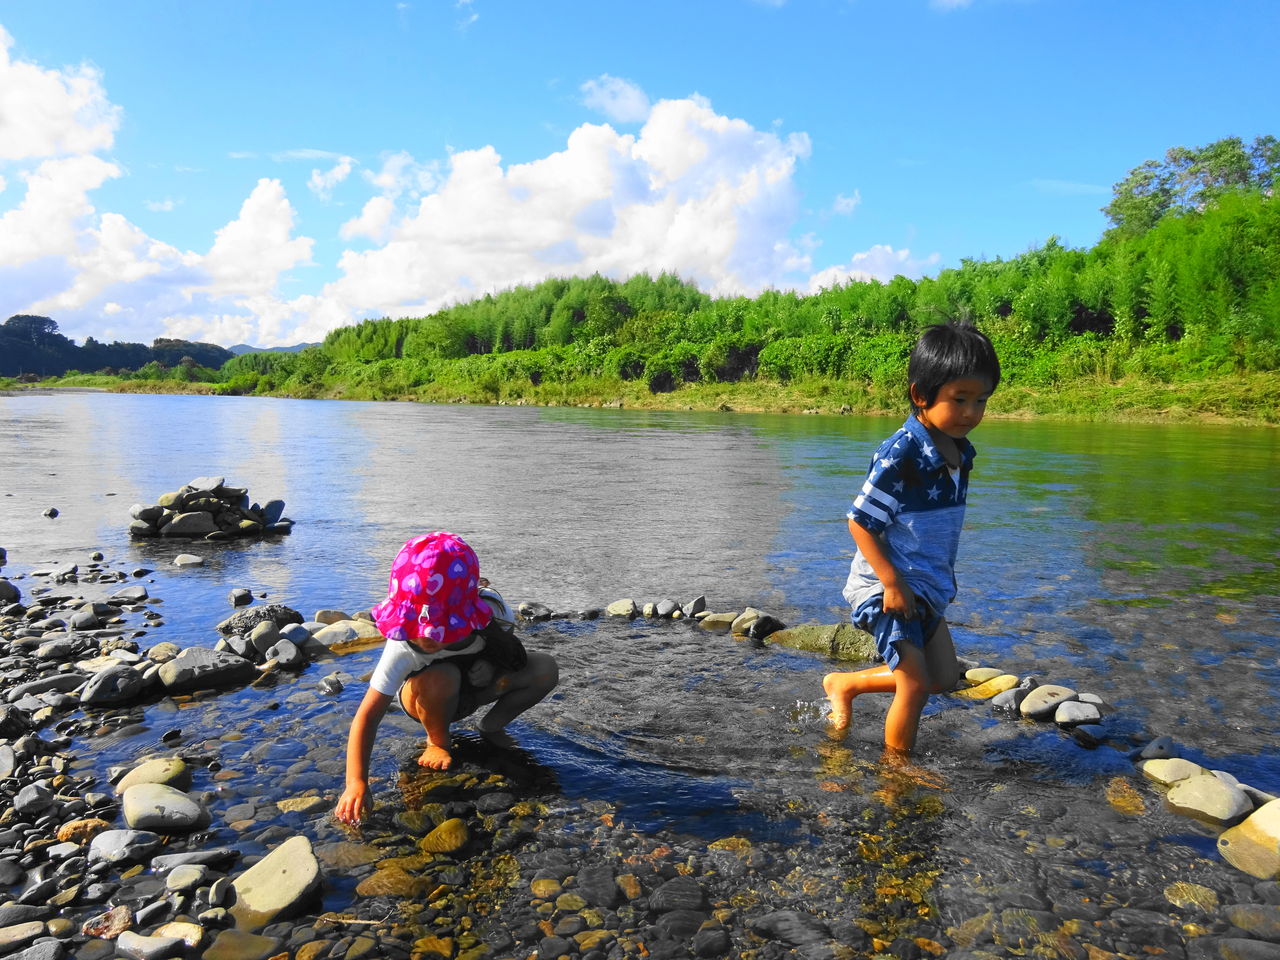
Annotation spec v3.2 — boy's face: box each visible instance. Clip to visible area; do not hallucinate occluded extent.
[913,376,991,439]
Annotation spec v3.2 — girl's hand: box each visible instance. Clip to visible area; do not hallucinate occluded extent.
[882,584,917,622]
[334,780,369,824]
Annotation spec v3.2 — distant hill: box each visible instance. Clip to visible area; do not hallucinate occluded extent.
[228,342,320,355]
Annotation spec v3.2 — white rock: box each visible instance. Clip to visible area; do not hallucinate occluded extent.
[229,835,321,931]
[172,554,204,568]
[1019,684,1077,720]
[88,829,163,863]
[1166,773,1253,827]
[123,783,208,832]
[116,929,186,960]
[1141,757,1205,787]
[1054,701,1101,727]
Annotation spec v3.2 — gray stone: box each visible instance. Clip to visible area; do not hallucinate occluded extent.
[229,589,253,607]
[4,942,65,960]
[188,476,225,492]
[216,605,304,637]
[0,580,20,604]
[69,610,100,630]
[748,614,786,640]
[7,673,86,703]
[128,520,158,539]
[648,875,706,913]
[162,513,217,538]
[264,638,304,670]
[682,595,707,617]
[116,757,193,794]
[260,499,286,525]
[655,599,680,617]
[109,585,149,604]
[767,623,876,661]
[750,910,831,945]
[88,829,163,864]
[1054,700,1101,727]
[172,554,204,568]
[158,648,256,692]
[122,783,209,832]
[730,607,763,634]
[79,665,146,705]
[1019,684,1077,720]
[0,921,44,956]
[14,783,55,817]
[1142,757,1205,786]
[1140,735,1177,760]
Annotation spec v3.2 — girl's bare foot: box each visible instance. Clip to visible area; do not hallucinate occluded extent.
[417,744,452,769]
[477,720,518,749]
[823,673,854,730]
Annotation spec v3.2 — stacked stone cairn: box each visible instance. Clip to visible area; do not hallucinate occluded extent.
[127,476,293,541]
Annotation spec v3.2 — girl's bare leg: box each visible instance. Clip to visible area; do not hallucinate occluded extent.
[473,651,559,746]
[400,664,462,770]
[823,665,896,729]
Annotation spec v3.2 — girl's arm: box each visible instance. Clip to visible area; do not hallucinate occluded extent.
[334,686,393,824]
[848,518,917,621]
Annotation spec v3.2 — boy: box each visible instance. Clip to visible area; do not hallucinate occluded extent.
[824,322,1000,756]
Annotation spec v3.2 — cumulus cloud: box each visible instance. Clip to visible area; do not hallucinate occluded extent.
[202,179,313,298]
[340,195,395,242]
[363,150,439,200]
[307,155,356,200]
[0,26,120,161]
[580,74,651,124]
[806,244,941,292]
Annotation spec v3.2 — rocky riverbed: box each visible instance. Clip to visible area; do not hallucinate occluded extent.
[3,549,1280,960]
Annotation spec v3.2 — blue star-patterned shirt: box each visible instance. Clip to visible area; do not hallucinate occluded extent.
[842,415,976,617]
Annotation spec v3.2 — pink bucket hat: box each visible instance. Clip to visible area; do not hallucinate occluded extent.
[372,532,492,646]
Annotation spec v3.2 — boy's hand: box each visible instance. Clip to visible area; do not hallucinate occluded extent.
[334,781,369,824]
[882,583,917,622]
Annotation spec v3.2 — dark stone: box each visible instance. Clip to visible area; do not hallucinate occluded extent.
[229,589,253,607]
[750,910,831,945]
[648,875,706,913]
[216,604,304,636]
[517,602,552,622]
[692,925,732,957]
[575,863,621,909]
[655,909,707,940]
[748,614,787,639]
[538,936,573,957]
[476,792,516,815]
[1187,939,1280,960]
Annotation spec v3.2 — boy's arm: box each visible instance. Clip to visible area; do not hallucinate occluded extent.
[334,686,393,824]
[848,518,917,621]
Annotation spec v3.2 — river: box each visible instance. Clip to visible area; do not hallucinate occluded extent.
[2,391,1279,950]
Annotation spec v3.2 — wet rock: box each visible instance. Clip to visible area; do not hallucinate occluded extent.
[56,817,111,845]
[203,929,283,960]
[730,607,763,634]
[79,664,146,705]
[1166,774,1253,827]
[157,648,256,692]
[955,674,1018,700]
[354,867,423,898]
[228,589,253,607]
[216,605,304,637]
[1186,938,1280,960]
[748,614,786,640]
[574,863,621,909]
[965,667,1003,684]
[14,783,55,817]
[116,757,193,794]
[606,599,638,618]
[517,602,552,621]
[151,922,205,949]
[655,599,679,617]
[172,554,204,568]
[698,612,737,633]
[419,818,468,853]
[110,586,149,604]
[1219,799,1280,879]
[276,796,327,815]
[1055,700,1101,726]
[1140,735,1177,760]
[87,829,163,864]
[691,925,732,957]
[306,620,383,654]
[1072,724,1107,747]
[1019,684,1076,719]
[0,580,20,604]
[5,942,65,960]
[1141,757,1204,786]
[767,623,876,660]
[750,909,831,945]
[265,638,305,670]
[1223,904,1280,940]
[682,595,706,617]
[648,875,706,912]
[115,930,185,960]
[0,922,44,956]
[81,903,134,938]
[122,783,209,831]
[229,835,321,932]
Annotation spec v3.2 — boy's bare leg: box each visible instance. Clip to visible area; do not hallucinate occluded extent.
[822,664,896,730]
[400,665,461,770]
[474,651,559,746]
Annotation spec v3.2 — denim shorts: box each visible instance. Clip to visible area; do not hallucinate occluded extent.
[851,594,943,672]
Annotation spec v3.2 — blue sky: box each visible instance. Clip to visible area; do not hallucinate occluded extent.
[0,0,1275,347]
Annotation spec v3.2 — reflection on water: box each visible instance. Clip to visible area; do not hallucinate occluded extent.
[3,393,1280,921]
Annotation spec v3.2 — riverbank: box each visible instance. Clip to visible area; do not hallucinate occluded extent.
[10,369,1280,426]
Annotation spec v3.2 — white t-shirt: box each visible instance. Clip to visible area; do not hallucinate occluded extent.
[368,588,515,696]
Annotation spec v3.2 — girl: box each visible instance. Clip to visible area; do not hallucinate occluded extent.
[824,322,1000,756]
[335,531,558,824]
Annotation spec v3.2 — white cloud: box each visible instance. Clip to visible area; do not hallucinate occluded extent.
[202,179,313,298]
[307,155,356,200]
[0,155,121,265]
[0,26,120,161]
[833,190,861,215]
[580,74,651,124]
[806,244,941,292]
[0,175,6,194]
[363,151,438,199]
[228,151,257,160]
[340,195,395,242]
[145,198,178,212]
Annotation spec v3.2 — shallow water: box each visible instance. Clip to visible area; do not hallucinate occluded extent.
[3,392,1280,941]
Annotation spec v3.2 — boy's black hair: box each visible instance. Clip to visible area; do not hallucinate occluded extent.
[907,321,1001,412]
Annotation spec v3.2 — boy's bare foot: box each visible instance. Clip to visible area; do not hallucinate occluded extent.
[417,744,453,769]
[822,673,853,730]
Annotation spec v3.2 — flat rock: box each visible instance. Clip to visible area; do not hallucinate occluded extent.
[158,648,256,692]
[965,667,1004,684]
[767,623,876,661]
[202,929,283,960]
[955,674,1018,700]
[123,783,209,831]
[229,835,321,931]
[1142,757,1205,787]
[88,829,162,864]
[750,909,831,945]
[311,609,349,625]
[1055,700,1102,726]
[648,875,706,913]
[0,922,44,956]
[305,619,383,654]
[161,512,217,538]
[115,930,185,960]
[79,664,146,705]
[605,599,638,618]
[699,612,738,633]
[730,607,763,634]
[172,554,204,568]
[1167,774,1253,827]
[1019,684,1077,719]
[1219,799,1280,880]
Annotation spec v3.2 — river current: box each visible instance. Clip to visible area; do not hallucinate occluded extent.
[2,391,1279,943]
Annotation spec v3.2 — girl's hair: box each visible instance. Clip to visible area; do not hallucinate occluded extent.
[907,321,1001,412]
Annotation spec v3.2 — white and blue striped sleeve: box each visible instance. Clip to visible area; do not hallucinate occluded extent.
[847,455,902,534]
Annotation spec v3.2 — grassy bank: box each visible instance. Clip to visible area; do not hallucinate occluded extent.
[11,369,1275,425]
